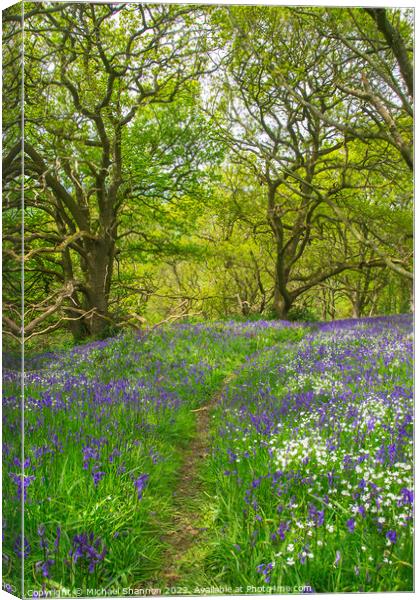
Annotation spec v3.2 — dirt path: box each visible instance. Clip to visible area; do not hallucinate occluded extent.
[157,376,233,590]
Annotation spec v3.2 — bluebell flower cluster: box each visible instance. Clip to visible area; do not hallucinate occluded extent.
[211,315,413,589]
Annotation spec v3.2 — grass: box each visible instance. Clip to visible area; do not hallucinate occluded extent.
[2,316,413,595]
[199,316,413,592]
[3,320,301,596]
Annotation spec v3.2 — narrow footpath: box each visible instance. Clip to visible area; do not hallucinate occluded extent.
[155,375,235,592]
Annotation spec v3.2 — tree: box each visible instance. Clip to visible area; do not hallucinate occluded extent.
[2,4,413,338]
[209,6,396,318]
[113,95,223,318]
[4,2,216,339]
[284,7,413,172]
[2,5,24,345]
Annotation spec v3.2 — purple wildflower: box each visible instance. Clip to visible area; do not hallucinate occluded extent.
[69,532,107,573]
[91,467,106,487]
[36,558,55,578]
[108,448,121,464]
[277,521,289,540]
[386,530,397,544]
[257,562,274,583]
[133,474,149,500]
[346,518,356,533]
[82,446,100,470]
[9,473,36,501]
[38,524,48,550]
[399,488,413,506]
[54,527,61,551]
[13,535,31,558]
[302,585,315,593]
[334,550,341,567]
[13,457,31,469]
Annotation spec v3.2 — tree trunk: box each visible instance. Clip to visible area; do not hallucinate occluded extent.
[350,293,362,318]
[273,286,292,319]
[65,300,90,341]
[321,290,327,321]
[59,245,89,341]
[273,247,293,319]
[84,238,115,338]
[267,186,293,320]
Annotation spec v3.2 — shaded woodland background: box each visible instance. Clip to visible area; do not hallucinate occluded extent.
[2,2,413,345]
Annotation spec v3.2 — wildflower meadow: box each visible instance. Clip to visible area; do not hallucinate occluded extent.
[2,316,413,596]
[2,2,413,598]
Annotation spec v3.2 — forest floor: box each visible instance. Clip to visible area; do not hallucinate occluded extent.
[3,316,413,595]
[157,374,235,591]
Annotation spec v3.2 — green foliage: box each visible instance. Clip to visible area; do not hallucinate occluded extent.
[1,3,413,342]
[3,322,303,594]
[286,306,319,323]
